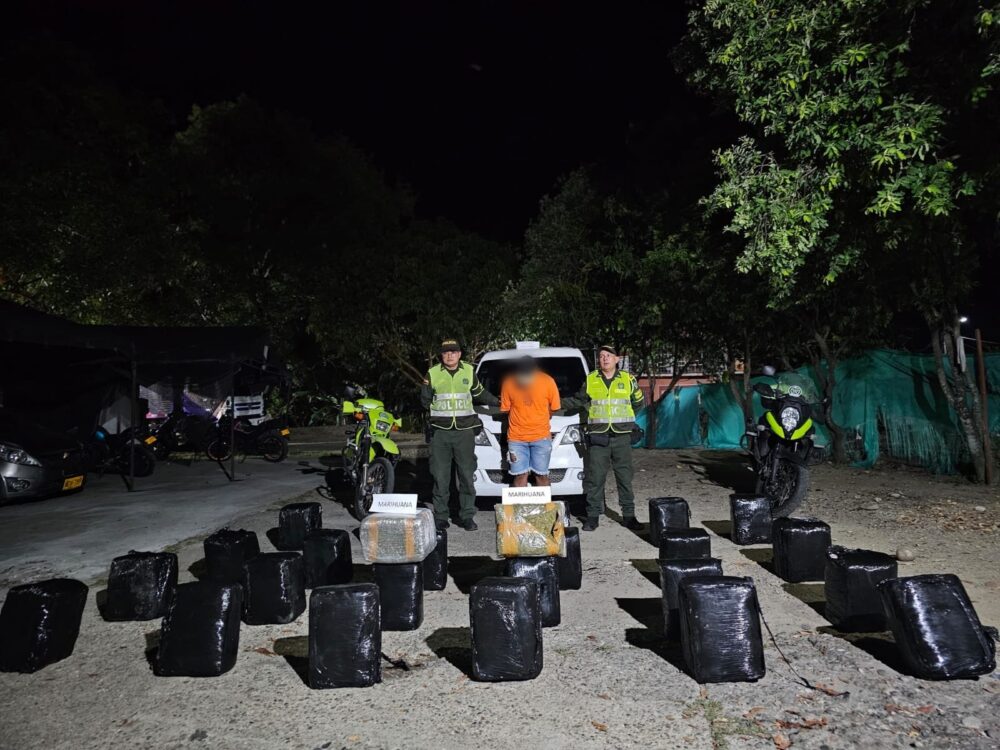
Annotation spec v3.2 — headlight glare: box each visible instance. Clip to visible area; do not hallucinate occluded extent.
[560,425,583,445]
[779,407,800,433]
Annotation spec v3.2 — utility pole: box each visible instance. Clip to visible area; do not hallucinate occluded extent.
[975,329,993,485]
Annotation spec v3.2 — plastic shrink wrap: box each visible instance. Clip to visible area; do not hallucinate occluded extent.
[241,553,306,625]
[557,527,583,590]
[102,551,178,621]
[373,562,424,630]
[729,494,772,545]
[421,528,448,591]
[772,518,830,582]
[303,529,353,588]
[277,502,323,550]
[495,502,566,557]
[879,574,996,680]
[824,546,896,632]
[309,584,382,688]
[658,528,711,561]
[504,557,561,627]
[678,576,765,683]
[470,576,543,681]
[204,528,260,584]
[360,508,437,563]
[658,558,723,638]
[0,579,88,673]
[155,581,242,677]
[648,497,690,546]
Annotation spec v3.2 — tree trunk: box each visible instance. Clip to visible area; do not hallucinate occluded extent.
[811,330,847,464]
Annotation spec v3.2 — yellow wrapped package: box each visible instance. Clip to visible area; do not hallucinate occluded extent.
[495,502,566,558]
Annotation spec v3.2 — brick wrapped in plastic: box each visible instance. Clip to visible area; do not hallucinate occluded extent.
[729,494,772,545]
[470,576,543,681]
[277,502,323,550]
[824,546,896,632]
[203,527,260,584]
[658,528,711,561]
[309,584,382,688]
[241,552,306,625]
[360,508,437,563]
[495,502,566,558]
[879,574,996,680]
[0,579,88,673]
[155,581,242,677]
[659,558,723,639]
[557,527,583,590]
[678,576,765,683]
[373,562,423,630]
[648,497,690,546]
[421,528,448,591]
[772,518,830,582]
[101,551,178,621]
[303,529,353,589]
[505,556,561,627]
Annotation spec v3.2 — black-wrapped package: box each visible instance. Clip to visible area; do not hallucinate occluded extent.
[658,528,711,561]
[242,552,306,625]
[659,558,724,638]
[729,494,772,545]
[557,527,583,590]
[648,497,690,546]
[373,562,423,630]
[0,579,88,673]
[101,551,178,621]
[309,584,382,688]
[824,546,896,632]
[277,502,322,550]
[879,574,996,680]
[156,581,242,677]
[505,556,560,627]
[678,576,765,683]
[421,528,448,591]
[470,576,543,681]
[772,518,830,582]
[204,528,260,584]
[303,529,353,589]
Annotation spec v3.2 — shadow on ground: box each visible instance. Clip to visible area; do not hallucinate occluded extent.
[426,626,473,676]
[629,558,661,588]
[447,556,501,594]
[273,635,309,685]
[702,519,732,541]
[739,547,775,575]
[783,581,826,618]
[676,451,755,493]
[616,597,687,673]
[817,626,908,674]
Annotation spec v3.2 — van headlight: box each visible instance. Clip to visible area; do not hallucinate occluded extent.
[560,425,583,445]
[474,430,491,446]
[0,442,42,467]
[779,407,800,433]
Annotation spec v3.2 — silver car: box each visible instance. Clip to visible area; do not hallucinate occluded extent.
[0,411,86,504]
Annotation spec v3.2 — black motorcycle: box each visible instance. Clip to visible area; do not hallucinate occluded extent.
[150,412,217,460]
[205,415,290,463]
[82,426,157,478]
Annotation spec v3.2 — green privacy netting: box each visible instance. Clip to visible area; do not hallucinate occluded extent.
[636,349,1000,475]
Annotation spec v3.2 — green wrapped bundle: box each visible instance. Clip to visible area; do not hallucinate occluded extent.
[495,502,566,558]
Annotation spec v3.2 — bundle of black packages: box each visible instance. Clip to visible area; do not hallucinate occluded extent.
[824,546,897,632]
[658,558,723,639]
[309,583,382,688]
[303,529,353,589]
[204,527,260,584]
[678,576,765,683]
[373,562,424,630]
[242,552,306,625]
[155,581,242,677]
[658,528,711,561]
[879,574,996,680]
[0,579,88,673]
[421,528,448,591]
[648,497,690,546]
[729,494,772,545]
[772,518,831,582]
[504,556,561,627]
[101,551,178,621]
[470,576,543,681]
[277,502,323,550]
[557,527,583,590]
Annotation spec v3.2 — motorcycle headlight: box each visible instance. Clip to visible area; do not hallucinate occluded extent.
[0,442,42,467]
[779,407,800,433]
[473,430,491,447]
[560,425,583,445]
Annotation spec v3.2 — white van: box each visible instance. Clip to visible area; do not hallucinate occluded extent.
[472,342,590,496]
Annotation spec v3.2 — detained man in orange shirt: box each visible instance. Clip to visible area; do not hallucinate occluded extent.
[500,356,561,487]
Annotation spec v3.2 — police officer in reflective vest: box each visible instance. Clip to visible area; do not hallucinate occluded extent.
[565,345,644,531]
[420,338,498,531]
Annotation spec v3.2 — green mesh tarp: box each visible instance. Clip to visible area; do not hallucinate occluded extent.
[635,385,701,448]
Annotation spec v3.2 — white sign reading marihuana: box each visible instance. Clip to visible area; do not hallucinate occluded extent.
[370,493,419,516]
[501,486,553,505]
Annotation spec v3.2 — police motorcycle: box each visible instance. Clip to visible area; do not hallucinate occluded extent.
[340,386,402,519]
[744,366,820,517]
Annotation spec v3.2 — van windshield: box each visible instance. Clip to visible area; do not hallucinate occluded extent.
[477,357,587,399]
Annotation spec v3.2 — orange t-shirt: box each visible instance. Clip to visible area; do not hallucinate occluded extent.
[500,371,561,442]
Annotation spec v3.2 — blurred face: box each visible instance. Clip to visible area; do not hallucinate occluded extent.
[441,350,461,368]
[599,350,619,373]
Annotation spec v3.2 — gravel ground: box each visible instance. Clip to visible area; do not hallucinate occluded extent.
[0,449,998,750]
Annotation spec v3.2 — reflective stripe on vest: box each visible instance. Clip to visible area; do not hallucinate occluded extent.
[429,363,476,418]
[586,371,636,425]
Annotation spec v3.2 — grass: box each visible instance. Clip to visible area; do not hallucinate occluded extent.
[683,689,768,750]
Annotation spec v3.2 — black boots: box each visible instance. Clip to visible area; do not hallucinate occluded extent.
[582,517,599,531]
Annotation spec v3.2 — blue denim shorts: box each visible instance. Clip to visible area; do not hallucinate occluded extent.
[508,438,553,476]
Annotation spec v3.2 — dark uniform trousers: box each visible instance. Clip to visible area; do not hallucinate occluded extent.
[584,432,635,518]
[430,428,478,522]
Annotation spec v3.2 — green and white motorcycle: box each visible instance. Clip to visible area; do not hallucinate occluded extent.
[340,386,402,519]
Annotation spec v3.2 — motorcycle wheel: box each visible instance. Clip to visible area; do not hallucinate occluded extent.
[205,438,232,462]
[258,432,288,463]
[116,445,156,478]
[763,458,809,517]
[352,456,395,520]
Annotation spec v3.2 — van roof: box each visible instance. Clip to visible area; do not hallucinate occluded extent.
[477,346,588,363]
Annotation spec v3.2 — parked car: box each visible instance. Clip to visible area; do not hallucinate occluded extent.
[473,342,590,497]
[0,410,86,504]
